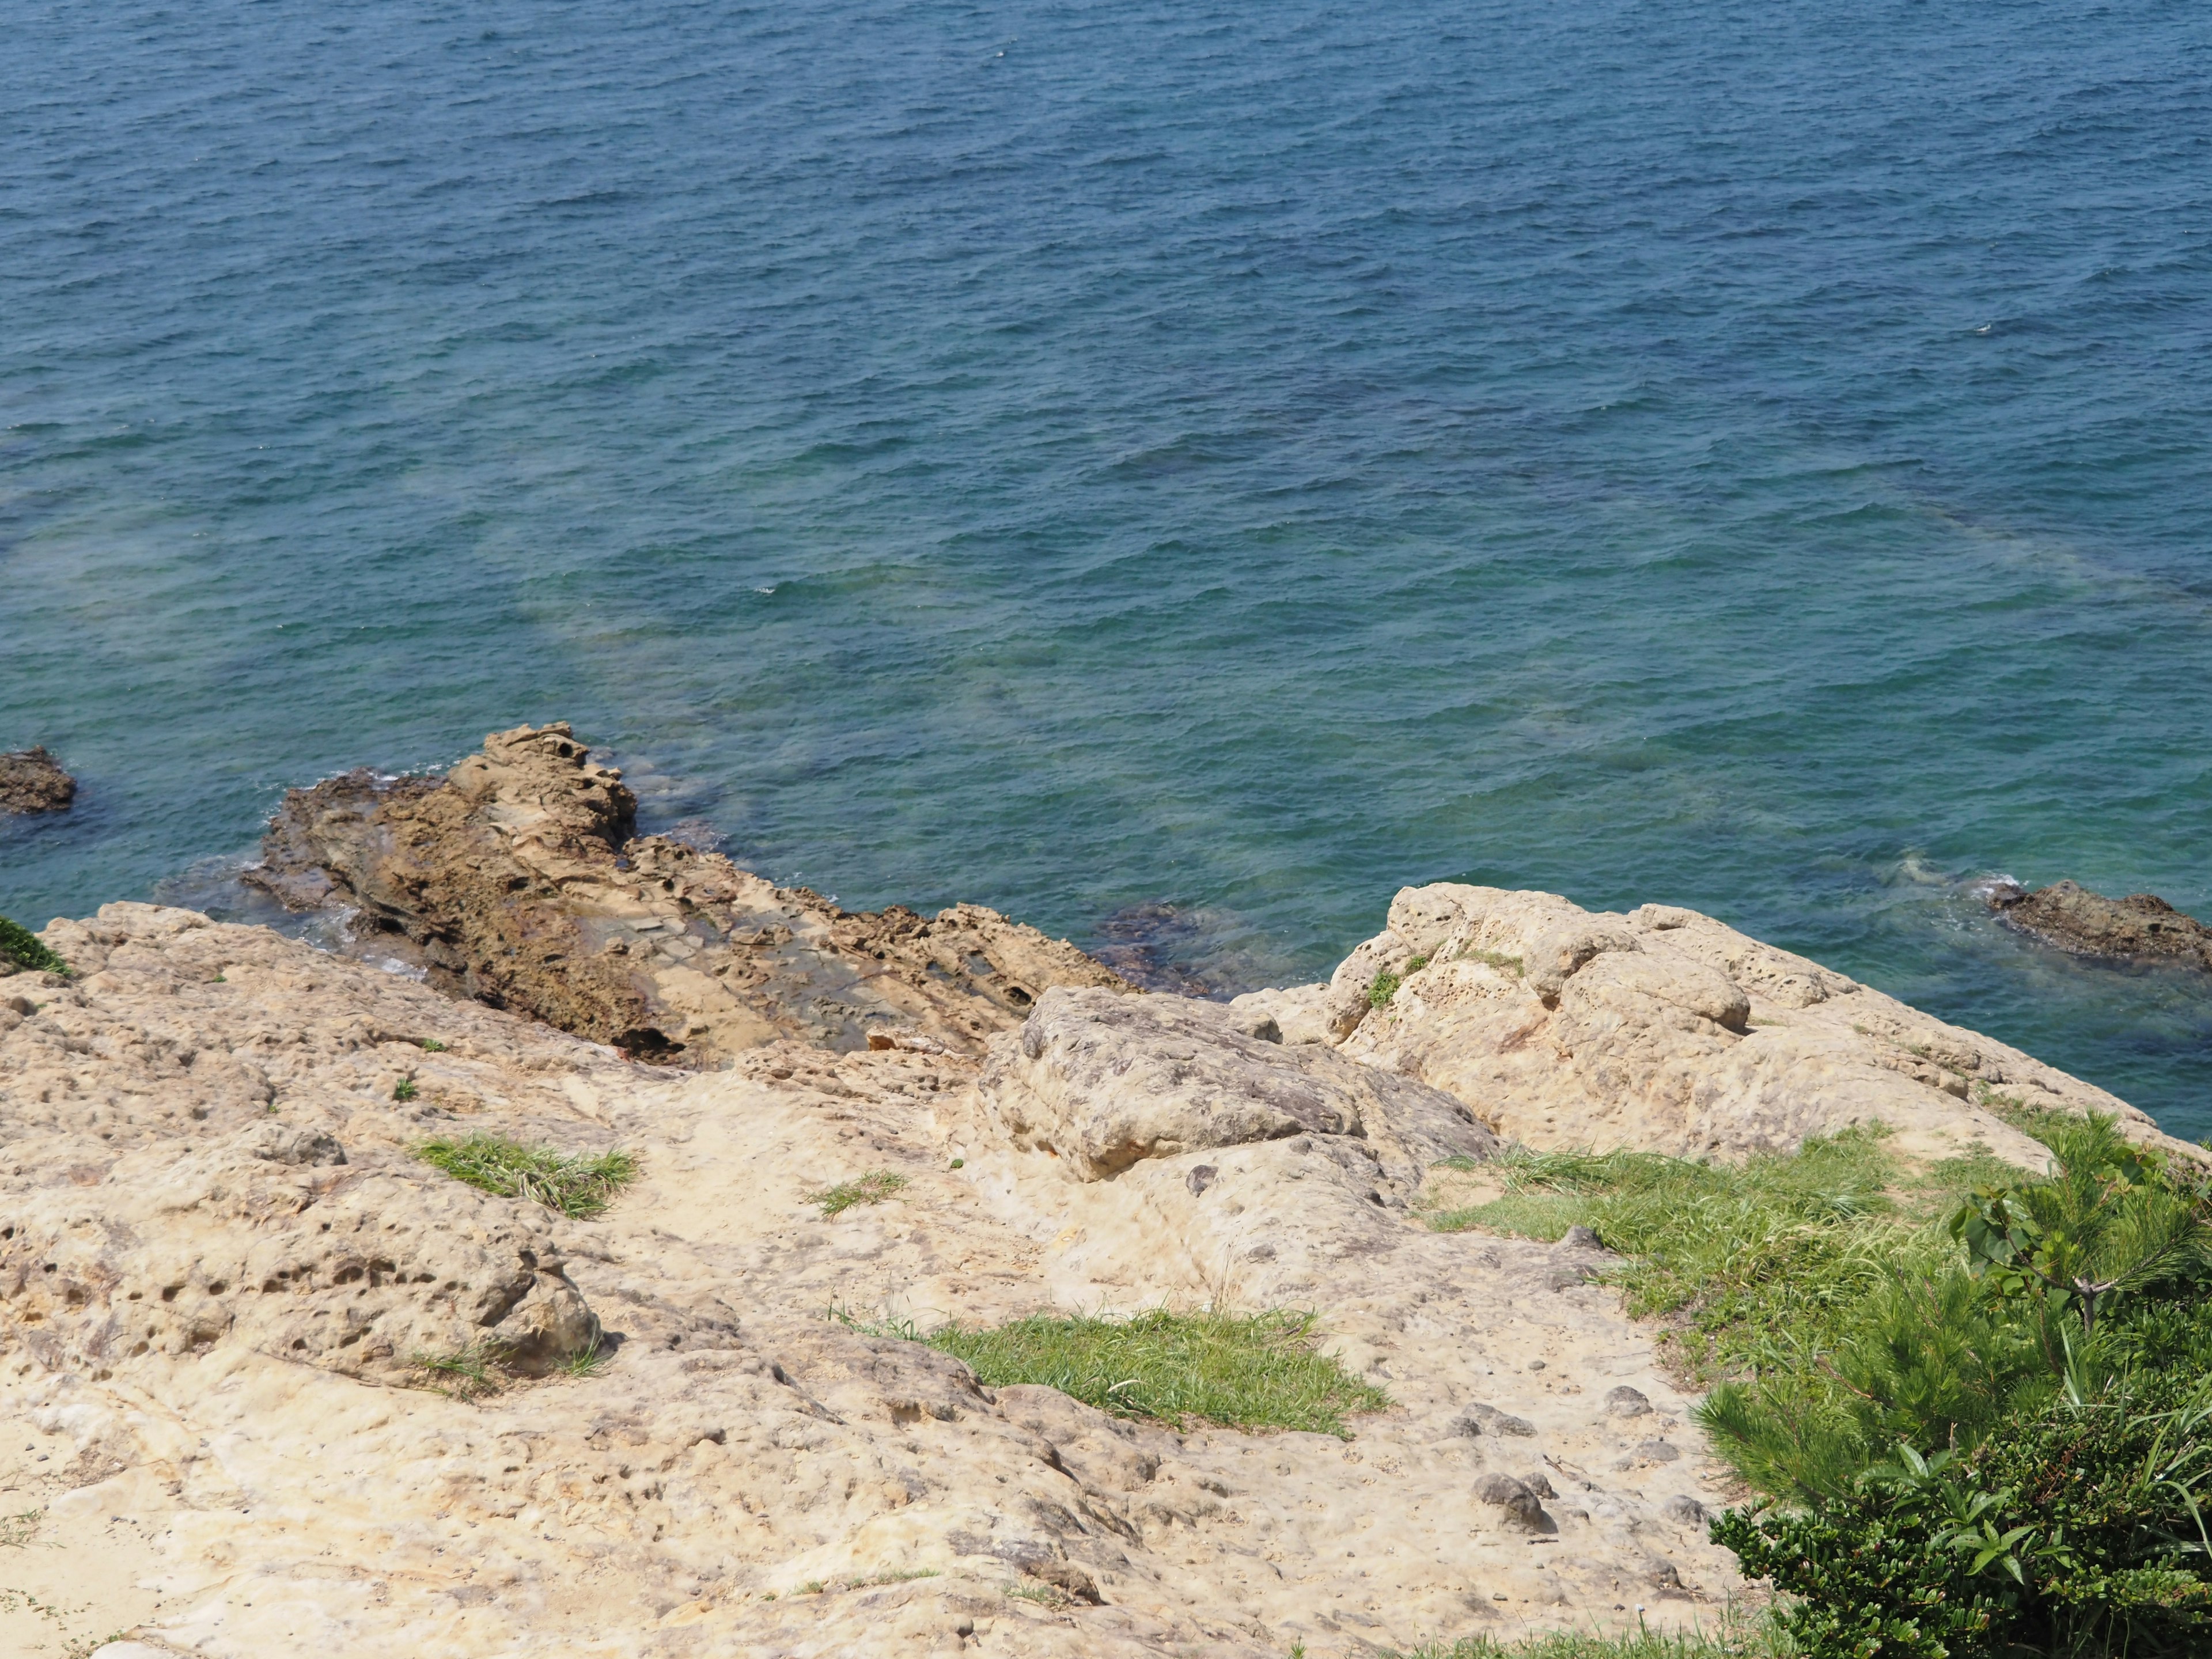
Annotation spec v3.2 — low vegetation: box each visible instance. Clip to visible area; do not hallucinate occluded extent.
[1436,1115,2212,1657]
[808,1169,907,1216]
[415,1133,638,1218]
[1389,1615,1790,1658]
[0,914,66,976]
[848,1306,1388,1437]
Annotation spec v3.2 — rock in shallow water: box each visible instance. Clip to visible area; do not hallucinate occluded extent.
[0,745,74,814]
[1987,877,2212,972]
[243,721,1130,1062]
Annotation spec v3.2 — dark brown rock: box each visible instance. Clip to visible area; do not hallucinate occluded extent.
[1988,878,2212,972]
[0,746,74,814]
[244,721,1131,1062]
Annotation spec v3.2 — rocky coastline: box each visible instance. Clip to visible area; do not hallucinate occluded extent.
[1987,875,2212,972]
[0,745,74,815]
[0,724,2198,1657]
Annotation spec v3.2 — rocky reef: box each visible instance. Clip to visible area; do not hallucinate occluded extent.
[245,722,1129,1062]
[0,744,75,814]
[0,728,2196,1657]
[1987,876,2212,972]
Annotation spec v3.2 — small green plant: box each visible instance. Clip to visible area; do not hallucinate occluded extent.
[809,1170,908,1216]
[415,1134,639,1218]
[950,1157,964,1169]
[1003,1581,1067,1607]
[411,1343,507,1400]
[1368,969,1402,1006]
[0,1506,41,1547]
[794,1579,827,1596]
[846,1306,1389,1437]
[1455,945,1525,977]
[0,915,66,976]
[421,1038,448,1052]
[393,1077,419,1101]
[558,1338,613,1380]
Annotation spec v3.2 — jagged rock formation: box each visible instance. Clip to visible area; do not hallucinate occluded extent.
[245,722,1130,1062]
[1321,882,2190,1166]
[3,904,1738,1658]
[1987,877,2212,972]
[0,744,75,813]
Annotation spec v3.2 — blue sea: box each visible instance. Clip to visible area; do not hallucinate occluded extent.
[5,1,2211,1135]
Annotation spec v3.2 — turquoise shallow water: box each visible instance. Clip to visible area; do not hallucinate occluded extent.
[5,1,2211,1134]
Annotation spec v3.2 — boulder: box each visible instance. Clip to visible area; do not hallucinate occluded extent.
[1988,878,2212,972]
[1326,884,2191,1166]
[978,986,1497,1185]
[0,745,74,814]
[244,722,1130,1061]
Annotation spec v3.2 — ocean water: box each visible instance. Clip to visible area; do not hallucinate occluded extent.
[5,1,2211,1135]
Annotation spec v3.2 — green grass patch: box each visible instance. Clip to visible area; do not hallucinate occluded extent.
[1455,945,1526,977]
[0,915,65,976]
[392,1077,418,1101]
[1368,968,1403,1006]
[849,1306,1388,1437]
[415,1134,638,1218]
[420,1037,448,1052]
[809,1169,907,1216]
[1389,1615,1792,1658]
[411,1343,506,1400]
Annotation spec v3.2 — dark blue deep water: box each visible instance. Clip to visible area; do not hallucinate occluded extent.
[6,1,2212,1133]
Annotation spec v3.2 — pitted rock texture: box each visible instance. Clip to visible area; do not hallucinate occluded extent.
[1988,877,2212,972]
[0,744,75,813]
[1330,883,2192,1166]
[979,987,1497,1185]
[245,721,1131,1061]
[4,904,1745,1657]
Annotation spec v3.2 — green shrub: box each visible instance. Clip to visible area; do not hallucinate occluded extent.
[849,1307,1388,1437]
[1715,1377,2212,1658]
[0,914,65,975]
[415,1134,637,1218]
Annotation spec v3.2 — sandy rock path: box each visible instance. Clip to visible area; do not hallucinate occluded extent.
[2,905,1740,1658]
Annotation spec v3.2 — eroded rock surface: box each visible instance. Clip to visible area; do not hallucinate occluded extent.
[1987,877,2212,972]
[2,905,1742,1658]
[1328,883,2191,1165]
[980,986,1495,1188]
[0,744,75,813]
[245,722,1130,1061]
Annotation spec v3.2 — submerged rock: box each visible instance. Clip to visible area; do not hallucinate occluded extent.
[0,745,74,814]
[1987,877,2212,972]
[244,721,1130,1061]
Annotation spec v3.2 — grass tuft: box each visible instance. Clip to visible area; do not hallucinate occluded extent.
[421,1037,448,1052]
[411,1343,507,1400]
[415,1134,638,1218]
[809,1169,907,1216]
[0,1508,40,1547]
[847,1306,1388,1437]
[393,1077,418,1101]
[1456,945,1526,977]
[557,1337,613,1380]
[1368,969,1402,1007]
[0,915,66,976]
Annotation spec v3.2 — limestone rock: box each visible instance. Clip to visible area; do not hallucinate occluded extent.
[2,902,1743,1656]
[1225,982,1333,1045]
[1328,883,2192,1166]
[978,986,1497,1186]
[0,745,74,813]
[1988,878,2212,972]
[244,722,1131,1061]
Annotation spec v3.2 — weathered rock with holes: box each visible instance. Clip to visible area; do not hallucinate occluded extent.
[1,902,1741,1657]
[1330,884,2192,1167]
[978,986,1497,1187]
[245,722,1131,1062]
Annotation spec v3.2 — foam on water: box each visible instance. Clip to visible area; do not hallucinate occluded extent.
[5,0,2211,1133]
